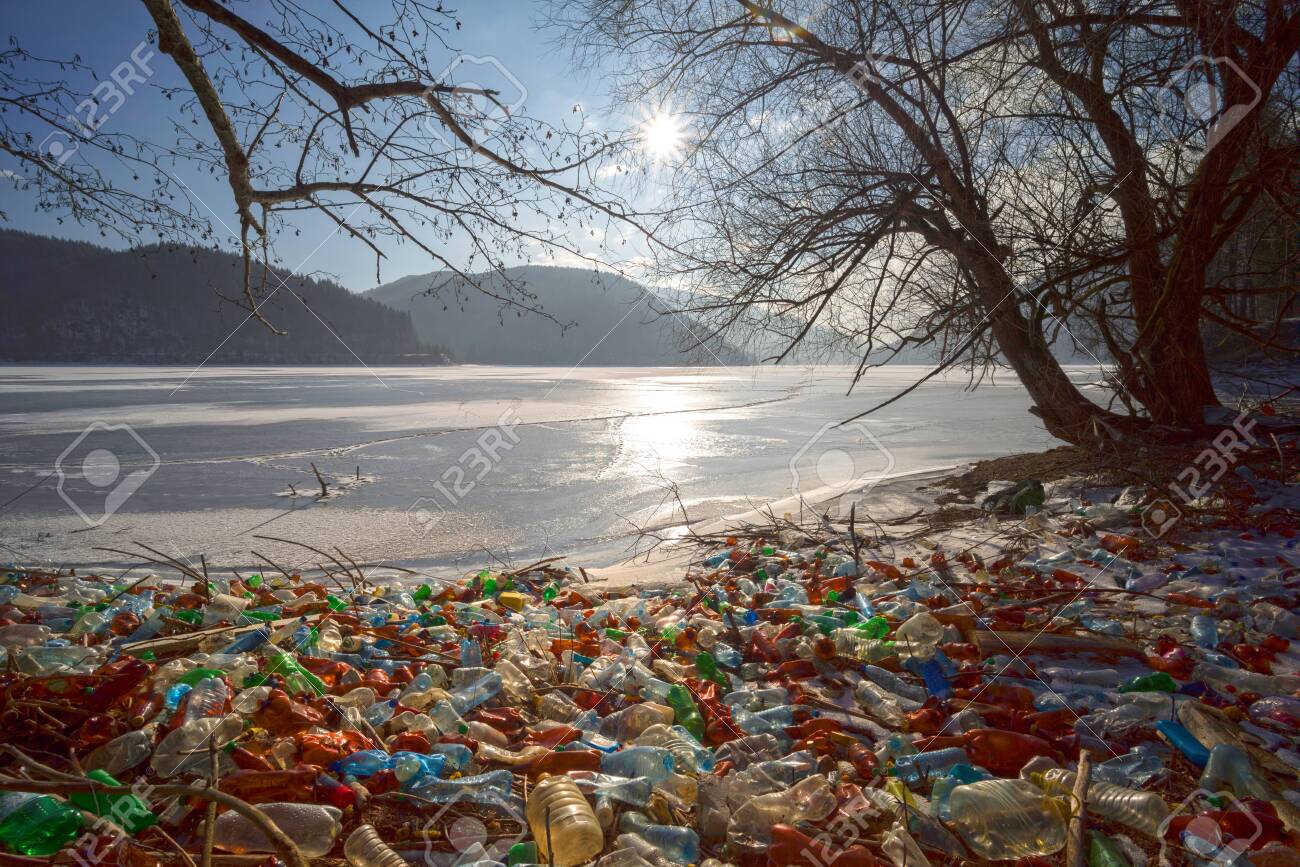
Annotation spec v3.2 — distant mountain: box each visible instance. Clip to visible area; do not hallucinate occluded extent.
[367,266,751,365]
[0,231,449,364]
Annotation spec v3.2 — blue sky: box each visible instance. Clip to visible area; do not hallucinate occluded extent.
[1,1,632,291]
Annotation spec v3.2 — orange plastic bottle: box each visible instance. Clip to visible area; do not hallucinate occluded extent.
[526,750,603,775]
[963,728,1056,776]
[770,824,876,867]
[219,767,316,804]
[254,689,326,736]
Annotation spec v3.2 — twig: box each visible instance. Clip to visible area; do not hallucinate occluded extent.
[1066,749,1091,867]
[310,462,329,498]
[203,739,219,867]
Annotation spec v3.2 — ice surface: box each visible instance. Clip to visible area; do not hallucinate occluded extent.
[0,364,1084,571]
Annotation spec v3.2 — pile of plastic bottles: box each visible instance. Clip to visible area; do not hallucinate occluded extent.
[0,495,1298,866]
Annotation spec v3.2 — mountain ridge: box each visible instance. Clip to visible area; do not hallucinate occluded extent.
[0,230,449,365]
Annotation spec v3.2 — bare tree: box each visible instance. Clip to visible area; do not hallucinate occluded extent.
[2,0,640,328]
[558,0,1299,443]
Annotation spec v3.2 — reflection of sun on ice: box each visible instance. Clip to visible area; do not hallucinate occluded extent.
[638,108,687,163]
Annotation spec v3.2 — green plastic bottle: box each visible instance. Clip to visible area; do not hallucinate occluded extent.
[858,615,890,639]
[413,584,432,603]
[508,841,539,865]
[264,649,327,696]
[665,684,705,741]
[173,609,203,626]
[0,792,82,856]
[1118,672,1177,693]
[247,573,263,589]
[1087,831,1131,867]
[69,770,157,834]
[694,652,729,689]
[177,667,225,687]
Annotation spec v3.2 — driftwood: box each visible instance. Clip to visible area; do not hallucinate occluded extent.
[973,629,1145,660]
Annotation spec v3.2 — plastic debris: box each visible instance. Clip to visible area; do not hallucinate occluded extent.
[0,449,1298,866]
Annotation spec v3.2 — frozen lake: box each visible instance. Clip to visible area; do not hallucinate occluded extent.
[0,364,1084,575]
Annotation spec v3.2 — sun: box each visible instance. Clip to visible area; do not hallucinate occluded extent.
[638,109,687,163]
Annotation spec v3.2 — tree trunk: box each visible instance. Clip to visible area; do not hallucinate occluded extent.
[973,264,1135,444]
[1138,294,1220,425]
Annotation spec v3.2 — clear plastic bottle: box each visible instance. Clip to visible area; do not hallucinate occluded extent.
[948,779,1068,860]
[632,725,715,774]
[344,824,407,867]
[863,664,927,703]
[1033,768,1169,835]
[0,624,52,649]
[1189,615,1219,649]
[85,725,158,776]
[526,774,605,867]
[1200,743,1274,801]
[601,746,675,782]
[449,671,503,714]
[617,818,699,864]
[152,715,242,777]
[598,703,675,741]
[212,803,341,858]
[184,677,229,722]
[893,611,946,662]
[726,774,836,848]
[537,691,583,723]
[894,747,970,784]
[831,628,895,663]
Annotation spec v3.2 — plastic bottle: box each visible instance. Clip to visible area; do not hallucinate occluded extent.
[1155,720,1210,767]
[1118,672,1177,693]
[664,684,705,741]
[599,703,675,741]
[947,779,1068,860]
[864,664,927,703]
[831,629,895,663]
[1091,748,1167,788]
[1200,743,1274,801]
[428,699,468,735]
[449,671,503,714]
[1087,831,1130,867]
[1033,768,1169,835]
[893,747,969,784]
[632,725,715,774]
[212,803,342,858]
[85,726,158,776]
[618,816,699,864]
[1190,615,1219,649]
[0,792,83,856]
[343,824,407,867]
[405,769,515,806]
[726,775,836,847]
[69,769,158,834]
[601,746,675,782]
[893,611,945,661]
[570,773,654,808]
[185,677,229,721]
[152,715,242,777]
[526,774,604,867]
